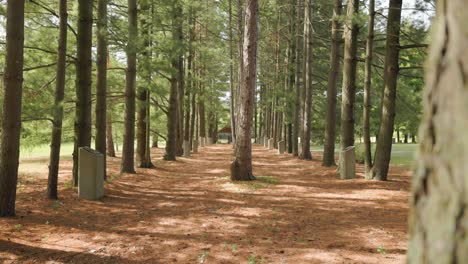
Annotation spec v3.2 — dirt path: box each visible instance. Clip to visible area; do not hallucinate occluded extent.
[0,144,410,263]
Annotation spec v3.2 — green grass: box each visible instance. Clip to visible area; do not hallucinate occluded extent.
[311,143,418,167]
[20,142,75,159]
[256,176,279,184]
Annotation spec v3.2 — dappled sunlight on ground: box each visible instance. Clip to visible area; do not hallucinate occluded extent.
[1,144,409,263]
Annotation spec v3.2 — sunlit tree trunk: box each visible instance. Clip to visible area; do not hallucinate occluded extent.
[0,0,25,217]
[370,0,402,181]
[231,0,258,181]
[121,0,138,173]
[408,0,468,262]
[48,0,68,200]
[73,0,93,185]
[322,0,342,167]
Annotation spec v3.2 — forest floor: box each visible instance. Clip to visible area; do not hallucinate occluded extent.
[0,144,410,264]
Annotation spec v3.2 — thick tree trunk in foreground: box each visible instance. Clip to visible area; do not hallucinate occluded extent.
[48,0,68,200]
[231,0,258,181]
[363,0,374,176]
[408,0,468,262]
[369,0,402,181]
[292,0,303,157]
[322,0,342,166]
[95,0,108,179]
[0,0,25,217]
[73,0,93,186]
[299,0,313,160]
[340,0,359,151]
[121,0,137,173]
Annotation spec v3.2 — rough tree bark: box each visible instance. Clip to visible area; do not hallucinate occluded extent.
[363,0,375,176]
[322,0,342,167]
[47,0,68,200]
[299,0,313,160]
[164,2,182,161]
[72,0,93,186]
[137,0,153,168]
[339,0,359,151]
[408,0,468,262]
[369,0,402,181]
[292,0,304,157]
[121,0,138,173]
[95,0,108,179]
[229,0,237,145]
[230,0,258,181]
[0,0,25,217]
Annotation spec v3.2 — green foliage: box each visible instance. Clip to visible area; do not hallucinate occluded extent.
[256,176,278,184]
[377,245,386,255]
[248,255,265,264]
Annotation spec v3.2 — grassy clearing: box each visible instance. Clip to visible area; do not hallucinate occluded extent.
[311,143,418,167]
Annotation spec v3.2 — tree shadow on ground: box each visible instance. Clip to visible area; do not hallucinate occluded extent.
[0,144,409,263]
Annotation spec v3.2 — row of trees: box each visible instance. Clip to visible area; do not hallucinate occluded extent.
[231,0,428,180]
[0,0,231,215]
[0,0,429,211]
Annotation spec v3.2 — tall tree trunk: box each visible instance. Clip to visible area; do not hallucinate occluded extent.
[121,0,138,173]
[73,0,93,186]
[363,0,375,176]
[48,0,68,200]
[137,0,153,168]
[165,2,182,161]
[408,1,468,262]
[230,0,258,181]
[95,0,108,179]
[0,0,25,217]
[229,0,237,145]
[286,0,296,154]
[322,0,342,166]
[235,0,244,146]
[106,111,116,157]
[184,9,194,149]
[165,77,178,160]
[292,0,304,157]
[176,57,184,156]
[300,0,313,160]
[199,84,206,141]
[369,0,402,181]
[189,82,197,149]
[339,0,359,151]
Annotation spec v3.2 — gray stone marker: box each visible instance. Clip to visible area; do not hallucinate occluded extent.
[259,137,264,145]
[78,147,104,200]
[263,137,268,148]
[183,140,190,157]
[278,140,286,154]
[207,137,214,145]
[200,137,205,147]
[268,138,274,150]
[192,140,199,153]
[339,146,356,180]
